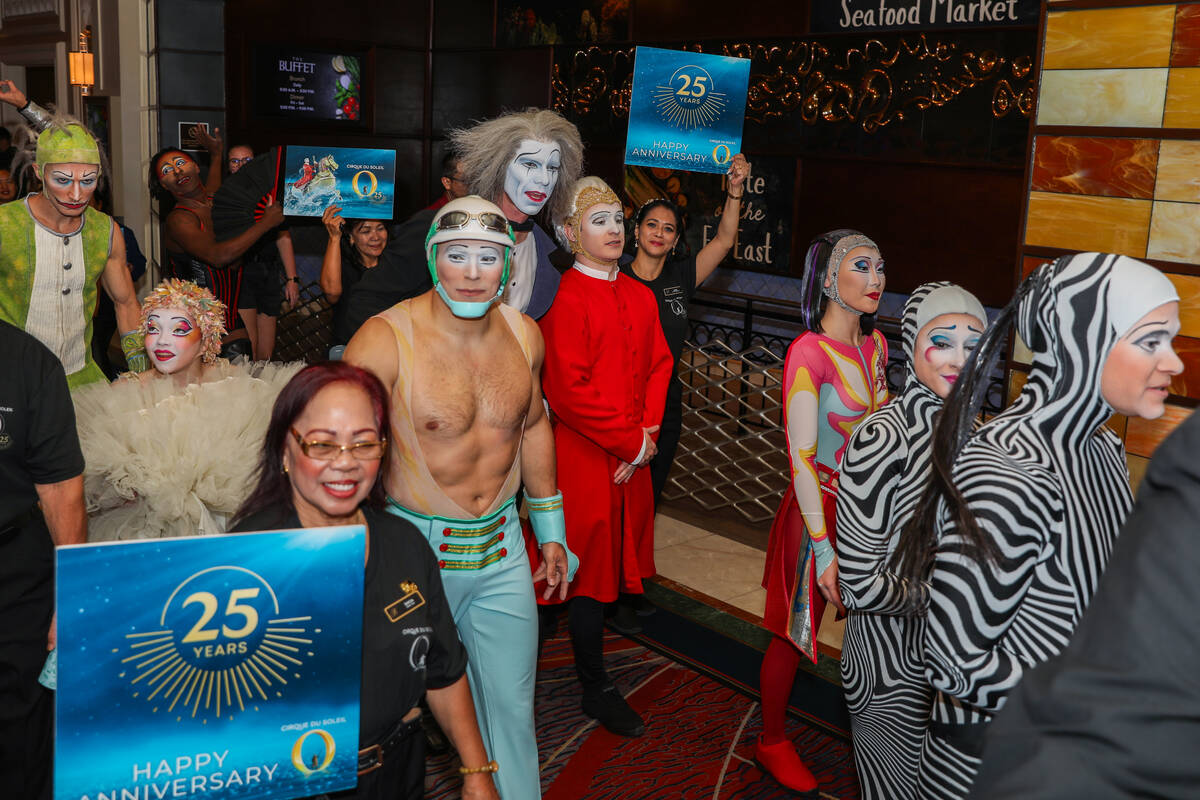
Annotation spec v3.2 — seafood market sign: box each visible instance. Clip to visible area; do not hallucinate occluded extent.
[812,0,1038,32]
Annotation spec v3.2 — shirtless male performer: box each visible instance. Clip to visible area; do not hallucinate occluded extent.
[345,196,576,800]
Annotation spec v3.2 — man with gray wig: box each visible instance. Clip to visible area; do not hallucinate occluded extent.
[337,108,582,340]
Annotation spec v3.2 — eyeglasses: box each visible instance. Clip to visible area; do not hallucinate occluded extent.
[229,157,253,166]
[290,428,387,461]
[435,210,509,235]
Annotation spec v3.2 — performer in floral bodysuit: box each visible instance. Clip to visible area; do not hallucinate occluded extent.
[756,229,889,796]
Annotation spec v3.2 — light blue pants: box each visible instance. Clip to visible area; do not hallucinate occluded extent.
[386,496,539,800]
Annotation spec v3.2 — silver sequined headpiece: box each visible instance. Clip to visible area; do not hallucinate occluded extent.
[823,233,881,315]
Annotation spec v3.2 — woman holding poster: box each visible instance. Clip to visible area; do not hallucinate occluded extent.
[757,230,888,796]
[232,362,500,800]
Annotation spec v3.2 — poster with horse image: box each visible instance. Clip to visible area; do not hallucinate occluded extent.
[54,527,365,800]
[281,146,396,220]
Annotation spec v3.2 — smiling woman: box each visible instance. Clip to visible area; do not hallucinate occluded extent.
[230,363,499,800]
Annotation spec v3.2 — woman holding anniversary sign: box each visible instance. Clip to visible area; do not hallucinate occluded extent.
[232,362,499,800]
[611,152,750,633]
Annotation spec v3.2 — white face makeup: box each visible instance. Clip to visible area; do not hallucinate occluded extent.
[39,163,100,218]
[573,202,624,266]
[435,241,506,302]
[913,313,985,399]
[144,307,204,375]
[1101,301,1183,420]
[503,138,562,216]
[829,245,886,314]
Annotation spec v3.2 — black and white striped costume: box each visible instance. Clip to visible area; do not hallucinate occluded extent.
[837,282,956,799]
[918,254,1167,798]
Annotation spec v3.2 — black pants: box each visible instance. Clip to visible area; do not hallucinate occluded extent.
[649,394,683,507]
[0,511,54,799]
[330,727,425,800]
[568,597,608,689]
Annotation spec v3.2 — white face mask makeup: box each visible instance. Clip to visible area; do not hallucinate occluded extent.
[913,313,985,399]
[144,307,204,375]
[503,139,562,216]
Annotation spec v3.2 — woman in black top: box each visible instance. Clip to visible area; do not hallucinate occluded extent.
[231,362,498,800]
[612,154,750,631]
[621,153,751,505]
[319,207,390,350]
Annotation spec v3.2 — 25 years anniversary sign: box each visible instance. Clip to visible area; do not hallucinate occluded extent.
[55,527,365,800]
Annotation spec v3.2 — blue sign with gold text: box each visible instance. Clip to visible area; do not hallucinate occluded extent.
[55,527,365,800]
[624,46,751,175]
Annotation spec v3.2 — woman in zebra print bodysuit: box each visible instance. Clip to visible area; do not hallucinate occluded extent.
[756,230,890,796]
[836,282,987,799]
[890,253,1183,799]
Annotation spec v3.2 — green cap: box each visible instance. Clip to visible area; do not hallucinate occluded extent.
[36,124,101,174]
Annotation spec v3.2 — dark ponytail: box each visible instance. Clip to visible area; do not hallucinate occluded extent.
[888,273,1040,609]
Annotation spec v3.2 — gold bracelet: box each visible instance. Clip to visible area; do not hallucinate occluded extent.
[459,760,499,775]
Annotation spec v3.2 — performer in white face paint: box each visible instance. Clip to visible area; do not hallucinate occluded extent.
[889,253,1183,799]
[336,108,584,343]
[450,108,583,318]
[836,282,987,799]
[344,195,575,800]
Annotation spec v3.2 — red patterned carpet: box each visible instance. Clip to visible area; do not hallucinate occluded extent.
[427,627,860,799]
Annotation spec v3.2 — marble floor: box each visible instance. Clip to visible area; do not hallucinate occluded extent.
[652,511,845,655]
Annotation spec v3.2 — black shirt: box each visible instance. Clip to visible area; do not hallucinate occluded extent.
[335,209,436,345]
[0,321,84,524]
[621,255,697,398]
[231,505,467,745]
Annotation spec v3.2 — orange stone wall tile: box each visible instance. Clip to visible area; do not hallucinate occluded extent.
[1148,200,1200,264]
[1167,274,1200,338]
[1127,454,1150,495]
[1164,67,1200,128]
[1169,335,1200,399]
[1045,6,1175,70]
[1153,140,1200,202]
[1125,403,1193,458]
[1032,136,1158,199]
[1025,192,1151,257]
[1171,4,1200,68]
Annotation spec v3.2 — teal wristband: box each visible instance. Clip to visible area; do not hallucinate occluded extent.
[525,491,578,581]
[120,329,149,373]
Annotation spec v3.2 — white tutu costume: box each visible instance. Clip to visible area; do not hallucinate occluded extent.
[72,360,303,541]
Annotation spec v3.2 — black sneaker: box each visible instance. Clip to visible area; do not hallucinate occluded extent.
[609,602,643,636]
[582,685,645,737]
[633,595,657,617]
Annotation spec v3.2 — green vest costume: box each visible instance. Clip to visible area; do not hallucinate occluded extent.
[0,200,112,388]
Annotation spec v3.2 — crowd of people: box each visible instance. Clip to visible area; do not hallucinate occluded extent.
[0,72,1195,800]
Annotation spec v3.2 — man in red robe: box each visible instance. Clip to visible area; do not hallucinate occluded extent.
[538,177,672,737]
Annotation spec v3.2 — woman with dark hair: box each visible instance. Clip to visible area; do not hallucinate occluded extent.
[888,253,1182,799]
[621,154,750,506]
[319,205,390,349]
[608,154,751,632]
[836,282,987,799]
[755,229,888,795]
[149,139,283,359]
[231,362,499,800]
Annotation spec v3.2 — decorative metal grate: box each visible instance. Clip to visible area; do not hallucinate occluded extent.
[273,281,334,364]
[663,339,790,523]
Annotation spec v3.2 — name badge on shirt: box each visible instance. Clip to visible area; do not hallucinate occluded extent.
[384,582,426,622]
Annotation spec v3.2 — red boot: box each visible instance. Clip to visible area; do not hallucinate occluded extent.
[754,735,819,797]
